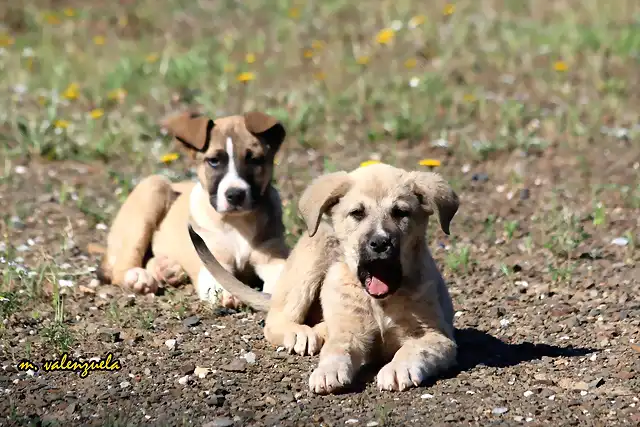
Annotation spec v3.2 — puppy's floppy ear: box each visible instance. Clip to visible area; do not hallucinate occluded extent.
[298,171,352,237]
[244,111,286,154]
[408,171,459,235]
[161,111,214,152]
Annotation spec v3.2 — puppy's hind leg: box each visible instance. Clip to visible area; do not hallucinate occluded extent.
[99,175,176,293]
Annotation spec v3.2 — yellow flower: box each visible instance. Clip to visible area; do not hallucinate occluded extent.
[404,58,418,69]
[117,15,128,27]
[107,88,127,101]
[408,15,426,28]
[303,49,314,59]
[161,152,180,163]
[44,13,61,25]
[93,36,106,46]
[63,8,75,17]
[443,4,455,16]
[245,53,256,64]
[62,83,80,100]
[37,96,47,106]
[0,34,15,47]
[313,72,326,81]
[553,61,568,72]
[236,72,255,83]
[463,94,476,103]
[418,158,441,167]
[53,120,70,129]
[89,108,104,119]
[375,28,395,45]
[360,160,381,168]
[288,7,300,19]
[311,40,325,50]
[223,63,236,73]
[145,53,159,63]
[356,55,370,65]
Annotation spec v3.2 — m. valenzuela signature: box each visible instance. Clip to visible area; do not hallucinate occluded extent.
[17,352,121,378]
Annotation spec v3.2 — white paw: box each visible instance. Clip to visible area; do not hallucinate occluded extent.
[376,359,427,391]
[123,268,158,294]
[282,324,324,356]
[308,355,354,395]
[196,266,241,308]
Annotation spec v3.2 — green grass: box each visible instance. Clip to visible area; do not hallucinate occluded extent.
[1,0,638,169]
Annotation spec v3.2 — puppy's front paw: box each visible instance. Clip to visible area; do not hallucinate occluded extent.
[376,359,426,392]
[219,290,243,310]
[123,268,159,294]
[309,356,354,395]
[153,256,187,286]
[283,324,324,356]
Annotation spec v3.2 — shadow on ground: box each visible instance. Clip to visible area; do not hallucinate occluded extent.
[347,327,596,393]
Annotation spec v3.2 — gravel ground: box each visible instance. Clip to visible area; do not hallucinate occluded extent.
[1,151,639,427]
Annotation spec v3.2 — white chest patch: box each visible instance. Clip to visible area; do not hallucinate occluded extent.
[225,226,253,270]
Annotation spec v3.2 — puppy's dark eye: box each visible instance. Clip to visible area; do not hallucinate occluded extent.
[348,207,366,221]
[246,152,266,167]
[391,206,411,219]
[207,157,220,168]
[250,156,265,166]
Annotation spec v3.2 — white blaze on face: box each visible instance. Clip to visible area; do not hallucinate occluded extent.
[215,136,251,212]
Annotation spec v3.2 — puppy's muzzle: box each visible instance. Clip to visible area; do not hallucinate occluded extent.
[357,232,402,299]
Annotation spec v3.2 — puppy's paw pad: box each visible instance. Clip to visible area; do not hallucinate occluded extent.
[123,268,158,294]
[308,358,353,395]
[376,360,425,392]
[153,256,187,286]
[282,324,324,356]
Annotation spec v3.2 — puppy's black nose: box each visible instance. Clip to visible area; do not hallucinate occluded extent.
[225,188,246,206]
[368,234,391,254]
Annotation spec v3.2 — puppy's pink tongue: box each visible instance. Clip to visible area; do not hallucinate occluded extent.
[366,276,389,296]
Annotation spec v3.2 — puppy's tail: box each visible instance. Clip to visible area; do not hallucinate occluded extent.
[188,224,271,312]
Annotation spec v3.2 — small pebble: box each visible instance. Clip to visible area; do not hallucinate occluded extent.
[500,318,510,328]
[492,407,509,415]
[523,390,533,397]
[165,339,177,349]
[120,381,130,389]
[345,419,359,425]
[420,393,434,399]
[194,367,210,378]
[182,315,201,327]
[611,237,628,246]
[243,352,256,364]
[177,375,189,386]
[58,280,74,288]
[472,172,489,182]
[366,423,379,427]
[203,417,234,427]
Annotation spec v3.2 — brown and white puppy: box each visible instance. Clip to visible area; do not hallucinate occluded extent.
[98,111,290,308]
[189,163,460,393]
